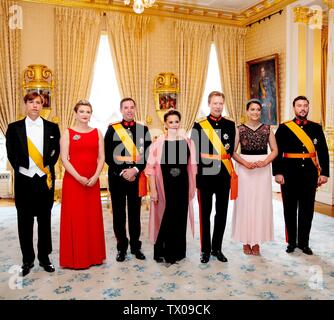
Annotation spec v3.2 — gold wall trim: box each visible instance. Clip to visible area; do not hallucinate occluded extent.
[17,0,297,26]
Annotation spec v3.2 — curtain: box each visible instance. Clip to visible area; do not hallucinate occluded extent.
[213,25,247,124]
[321,26,328,126]
[105,12,150,123]
[0,0,21,135]
[175,20,212,132]
[54,7,102,132]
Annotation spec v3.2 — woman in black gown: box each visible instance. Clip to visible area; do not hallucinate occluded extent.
[145,110,197,264]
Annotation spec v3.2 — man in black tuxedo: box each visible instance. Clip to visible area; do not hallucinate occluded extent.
[272,96,329,255]
[191,91,236,264]
[104,97,151,262]
[6,92,60,276]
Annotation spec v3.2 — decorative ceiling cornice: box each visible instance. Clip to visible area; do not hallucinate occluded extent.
[18,0,298,26]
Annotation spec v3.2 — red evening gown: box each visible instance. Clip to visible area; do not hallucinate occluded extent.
[60,128,106,269]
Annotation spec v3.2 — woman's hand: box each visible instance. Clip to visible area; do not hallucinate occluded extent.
[86,175,99,187]
[255,160,268,168]
[150,189,158,204]
[77,175,89,186]
[242,161,257,169]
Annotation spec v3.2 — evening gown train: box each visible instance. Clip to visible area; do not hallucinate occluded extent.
[60,128,106,269]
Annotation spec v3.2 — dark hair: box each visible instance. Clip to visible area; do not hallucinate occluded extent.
[246,99,262,110]
[293,95,309,106]
[23,92,42,104]
[74,99,93,112]
[208,91,225,104]
[120,97,136,109]
[164,109,181,122]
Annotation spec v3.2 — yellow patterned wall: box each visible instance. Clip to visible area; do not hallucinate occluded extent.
[19,1,287,129]
[245,10,286,123]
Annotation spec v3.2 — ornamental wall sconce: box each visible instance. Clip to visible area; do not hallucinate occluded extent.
[293,5,323,29]
[153,72,179,124]
[124,0,156,14]
[22,64,54,120]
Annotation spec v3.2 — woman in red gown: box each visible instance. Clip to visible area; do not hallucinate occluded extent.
[59,100,106,269]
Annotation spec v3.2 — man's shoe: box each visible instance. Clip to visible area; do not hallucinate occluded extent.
[116,251,126,262]
[211,250,228,262]
[286,245,296,253]
[131,250,146,260]
[21,262,34,277]
[154,256,164,263]
[299,246,313,255]
[200,252,210,264]
[39,262,55,273]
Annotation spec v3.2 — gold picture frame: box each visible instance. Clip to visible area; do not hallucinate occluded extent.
[246,54,280,126]
[153,72,179,123]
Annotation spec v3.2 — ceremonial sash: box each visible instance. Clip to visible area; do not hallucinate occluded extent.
[27,137,52,189]
[284,121,320,175]
[199,120,238,200]
[112,123,147,196]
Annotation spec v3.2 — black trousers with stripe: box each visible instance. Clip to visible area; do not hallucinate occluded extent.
[197,179,230,254]
[281,171,318,248]
[108,175,142,253]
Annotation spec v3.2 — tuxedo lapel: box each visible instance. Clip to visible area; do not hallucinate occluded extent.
[42,118,49,159]
[17,118,29,160]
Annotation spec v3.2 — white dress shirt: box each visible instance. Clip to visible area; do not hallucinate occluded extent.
[19,116,45,177]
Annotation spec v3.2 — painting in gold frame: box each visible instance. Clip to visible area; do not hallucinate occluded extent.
[246,54,280,126]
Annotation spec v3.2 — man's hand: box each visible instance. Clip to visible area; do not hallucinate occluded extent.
[275,174,285,185]
[317,175,328,187]
[122,168,138,181]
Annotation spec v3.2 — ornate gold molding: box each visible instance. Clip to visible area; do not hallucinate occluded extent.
[323,0,334,10]
[293,6,310,24]
[17,0,297,26]
[325,129,334,156]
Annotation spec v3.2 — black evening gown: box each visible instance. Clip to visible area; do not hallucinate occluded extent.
[154,139,190,264]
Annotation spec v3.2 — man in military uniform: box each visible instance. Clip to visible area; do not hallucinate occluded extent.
[191,91,237,263]
[104,98,151,262]
[272,96,329,255]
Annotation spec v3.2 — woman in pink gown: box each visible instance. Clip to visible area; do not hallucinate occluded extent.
[59,100,106,269]
[232,99,278,255]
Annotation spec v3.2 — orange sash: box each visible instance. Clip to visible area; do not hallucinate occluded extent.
[112,123,147,196]
[199,120,238,200]
[284,121,320,175]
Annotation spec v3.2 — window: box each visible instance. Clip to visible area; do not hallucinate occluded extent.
[89,34,122,135]
[198,43,228,118]
[0,134,7,170]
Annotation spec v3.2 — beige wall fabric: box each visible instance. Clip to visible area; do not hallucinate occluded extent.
[105,12,150,123]
[0,0,21,135]
[214,25,246,124]
[54,7,102,132]
[175,20,213,132]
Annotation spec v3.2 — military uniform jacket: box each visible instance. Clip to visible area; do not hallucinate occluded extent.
[272,119,329,178]
[104,120,152,177]
[191,116,236,189]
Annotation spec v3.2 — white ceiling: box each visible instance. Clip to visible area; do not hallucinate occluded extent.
[162,0,264,12]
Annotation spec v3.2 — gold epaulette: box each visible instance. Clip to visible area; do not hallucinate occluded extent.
[109,121,121,126]
[196,116,207,123]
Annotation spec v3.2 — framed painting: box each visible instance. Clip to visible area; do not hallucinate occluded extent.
[246,54,280,126]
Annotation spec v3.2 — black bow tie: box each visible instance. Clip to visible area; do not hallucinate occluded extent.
[295,119,308,126]
[123,120,135,127]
